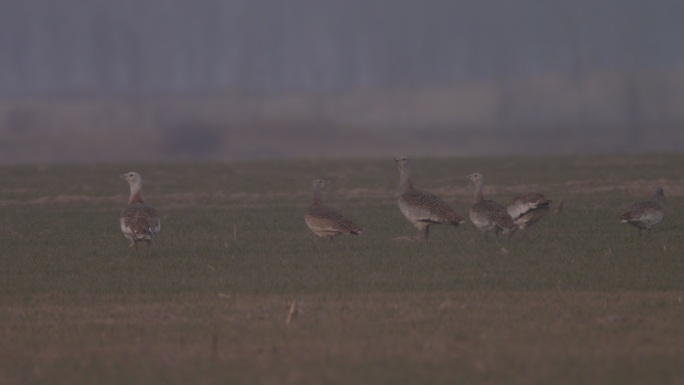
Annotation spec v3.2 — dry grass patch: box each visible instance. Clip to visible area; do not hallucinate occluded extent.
[2,292,684,385]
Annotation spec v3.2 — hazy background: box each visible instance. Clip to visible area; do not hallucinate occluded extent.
[1,0,683,162]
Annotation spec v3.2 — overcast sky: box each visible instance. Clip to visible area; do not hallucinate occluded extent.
[1,0,683,97]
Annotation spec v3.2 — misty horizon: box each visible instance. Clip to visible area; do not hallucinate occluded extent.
[1,0,683,162]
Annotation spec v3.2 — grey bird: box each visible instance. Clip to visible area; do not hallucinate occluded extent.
[305,179,362,240]
[467,172,517,238]
[620,186,665,237]
[120,172,161,255]
[394,156,464,242]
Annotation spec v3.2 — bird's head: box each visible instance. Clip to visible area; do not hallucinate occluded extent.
[120,172,142,186]
[394,156,411,171]
[467,172,483,185]
[312,178,328,190]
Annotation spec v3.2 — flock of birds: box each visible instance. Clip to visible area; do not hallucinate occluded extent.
[118,157,666,254]
[304,156,553,243]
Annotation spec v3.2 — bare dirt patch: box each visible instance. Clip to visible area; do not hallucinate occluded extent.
[3,291,684,384]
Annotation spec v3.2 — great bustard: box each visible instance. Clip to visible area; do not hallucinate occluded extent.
[120,172,161,255]
[467,172,517,238]
[620,186,665,237]
[394,156,464,242]
[507,192,552,231]
[305,179,362,240]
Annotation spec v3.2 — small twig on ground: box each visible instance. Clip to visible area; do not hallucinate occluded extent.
[286,301,301,326]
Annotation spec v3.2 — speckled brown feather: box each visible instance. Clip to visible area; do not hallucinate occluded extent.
[399,189,464,226]
[305,204,363,237]
[305,179,362,239]
[467,172,517,236]
[620,201,664,230]
[395,157,464,242]
[619,187,665,236]
[470,200,518,233]
[121,204,161,241]
[119,172,161,251]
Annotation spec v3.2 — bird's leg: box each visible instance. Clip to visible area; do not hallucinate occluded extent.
[311,237,323,251]
[420,225,430,243]
[493,229,502,243]
[126,241,135,256]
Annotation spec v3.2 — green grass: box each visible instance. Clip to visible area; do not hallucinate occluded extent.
[1,155,684,384]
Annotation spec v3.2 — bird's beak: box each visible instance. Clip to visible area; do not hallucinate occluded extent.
[119,174,126,179]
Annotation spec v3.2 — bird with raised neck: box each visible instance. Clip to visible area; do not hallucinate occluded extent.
[467,172,517,238]
[394,156,464,242]
[119,172,161,255]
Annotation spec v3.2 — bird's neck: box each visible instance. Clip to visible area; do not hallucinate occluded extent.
[128,183,144,205]
[473,181,484,203]
[312,187,322,206]
[398,168,413,194]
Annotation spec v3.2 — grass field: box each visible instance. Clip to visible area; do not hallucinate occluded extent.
[1,154,684,384]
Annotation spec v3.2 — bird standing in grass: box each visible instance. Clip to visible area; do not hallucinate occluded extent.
[305,179,362,240]
[394,156,464,242]
[467,172,517,239]
[507,191,552,232]
[120,172,161,255]
[620,186,665,237]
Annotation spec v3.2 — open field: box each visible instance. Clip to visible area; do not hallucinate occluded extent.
[1,154,684,384]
